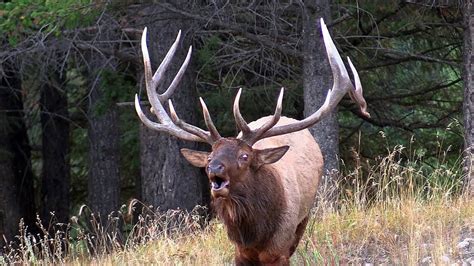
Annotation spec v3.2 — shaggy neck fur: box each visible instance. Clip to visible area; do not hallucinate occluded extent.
[212,166,286,249]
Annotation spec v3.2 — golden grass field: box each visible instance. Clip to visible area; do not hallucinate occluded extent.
[70,197,473,265]
[1,145,473,265]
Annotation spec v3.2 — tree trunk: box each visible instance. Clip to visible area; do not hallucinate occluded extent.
[302,0,339,203]
[40,71,70,225]
[85,28,121,217]
[138,3,210,211]
[463,0,474,196]
[0,65,36,241]
[87,73,121,216]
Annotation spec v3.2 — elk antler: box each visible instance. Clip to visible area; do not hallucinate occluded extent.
[234,18,370,146]
[134,28,221,144]
[234,87,284,145]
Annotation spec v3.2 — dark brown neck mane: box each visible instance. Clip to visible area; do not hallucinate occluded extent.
[212,166,286,248]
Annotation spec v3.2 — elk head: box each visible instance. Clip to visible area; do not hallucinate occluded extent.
[181,138,289,198]
[134,19,369,199]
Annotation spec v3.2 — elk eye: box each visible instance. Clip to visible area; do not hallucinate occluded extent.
[239,154,249,161]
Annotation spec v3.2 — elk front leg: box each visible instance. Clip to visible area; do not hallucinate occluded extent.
[258,251,290,266]
[235,246,261,266]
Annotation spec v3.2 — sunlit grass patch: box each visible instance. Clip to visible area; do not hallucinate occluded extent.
[293,197,473,264]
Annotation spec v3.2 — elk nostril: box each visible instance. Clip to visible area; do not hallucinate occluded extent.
[208,163,225,174]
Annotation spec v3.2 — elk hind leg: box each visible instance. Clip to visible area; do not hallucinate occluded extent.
[289,215,309,256]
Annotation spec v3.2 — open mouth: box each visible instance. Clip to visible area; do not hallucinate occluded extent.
[211,176,229,191]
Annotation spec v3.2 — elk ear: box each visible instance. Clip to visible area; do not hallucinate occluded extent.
[253,145,289,169]
[180,149,210,168]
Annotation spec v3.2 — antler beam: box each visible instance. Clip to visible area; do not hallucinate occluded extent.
[233,18,370,145]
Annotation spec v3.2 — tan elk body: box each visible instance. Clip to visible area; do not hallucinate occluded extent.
[249,116,322,228]
[135,18,369,265]
[244,116,323,251]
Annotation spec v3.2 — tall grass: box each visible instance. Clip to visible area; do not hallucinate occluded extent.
[339,144,462,207]
[1,144,472,265]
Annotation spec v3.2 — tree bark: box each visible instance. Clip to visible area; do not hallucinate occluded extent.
[0,64,36,241]
[40,70,70,225]
[85,27,121,217]
[302,0,339,202]
[87,73,121,217]
[138,3,210,211]
[463,0,474,196]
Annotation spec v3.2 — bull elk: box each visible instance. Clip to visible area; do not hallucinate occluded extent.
[135,19,369,265]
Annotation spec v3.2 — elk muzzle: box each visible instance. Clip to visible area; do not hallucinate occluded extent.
[207,161,230,197]
[207,161,225,176]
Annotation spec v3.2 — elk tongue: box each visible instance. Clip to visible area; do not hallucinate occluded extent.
[211,179,229,190]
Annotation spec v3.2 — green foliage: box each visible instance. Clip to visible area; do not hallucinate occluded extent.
[70,126,88,206]
[119,108,140,202]
[65,69,89,206]
[93,70,135,115]
[335,0,464,181]
[0,0,96,45]
[196,35,221,80]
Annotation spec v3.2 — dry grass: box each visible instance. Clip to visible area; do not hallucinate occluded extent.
[299,197,473,264]
[1,145,473,265]
[61,197,472,265]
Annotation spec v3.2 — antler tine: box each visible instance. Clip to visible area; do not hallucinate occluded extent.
[134,95,202,142]
[199,98,221,141]
[347,57,370,118]
[141,28,153,91]
[241,88,284,145]
[152,30,181,93]
[233,88,251,134]
[141,27,178,124]
[159,46,193,102]
[320,17,351,107]
[141,27,163,122]
[135,28,217,144]
[168,100,214,142]
[250,17,368,141]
